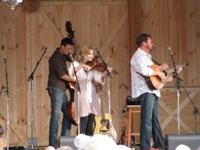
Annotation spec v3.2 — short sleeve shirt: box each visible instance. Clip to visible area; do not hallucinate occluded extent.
[48,48,69,91]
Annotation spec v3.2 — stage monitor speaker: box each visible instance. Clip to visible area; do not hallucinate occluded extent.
[59,136,76,149]
[164,134,200,150]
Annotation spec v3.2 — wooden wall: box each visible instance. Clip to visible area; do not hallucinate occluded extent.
[0,0,129,146]
[129,0,200,143]
[0,0,200,147]
[129,0,200,85]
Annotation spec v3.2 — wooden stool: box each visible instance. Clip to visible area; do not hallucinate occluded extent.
[125,105,141,147]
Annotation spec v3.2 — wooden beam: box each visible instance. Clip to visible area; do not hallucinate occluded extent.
[100,12,128,53]
[38,7,64,39]
[40,0,127,6]
[160,91,198,132]
[162,86,200,92]
[0,7,23,42]
[0,107,26,142]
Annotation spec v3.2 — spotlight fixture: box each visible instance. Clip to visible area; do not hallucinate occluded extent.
[1,0,23,10]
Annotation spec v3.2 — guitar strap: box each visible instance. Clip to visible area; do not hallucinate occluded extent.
[135,58,162,90]
[151,59,161,65]
[136,59,161,76]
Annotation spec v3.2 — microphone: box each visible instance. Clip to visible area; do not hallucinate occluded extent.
[69,54,73,61]
[44,47,48,51]
[168,47,173,55]
[95,55,99,59]
[2,57,6,62]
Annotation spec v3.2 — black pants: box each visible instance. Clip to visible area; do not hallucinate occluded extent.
[80,113,95,135]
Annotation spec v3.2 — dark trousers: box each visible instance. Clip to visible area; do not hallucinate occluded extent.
[80,113,95,135]
[139,93,163,150]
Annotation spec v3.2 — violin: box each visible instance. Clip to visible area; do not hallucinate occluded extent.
[86,59,107,72]
[86,59,118,74]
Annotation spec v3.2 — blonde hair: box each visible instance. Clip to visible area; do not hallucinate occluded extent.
[75,45,93,63]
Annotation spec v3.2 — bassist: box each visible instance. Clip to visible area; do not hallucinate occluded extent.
[47,38,76,148]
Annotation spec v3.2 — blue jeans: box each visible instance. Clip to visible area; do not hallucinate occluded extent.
[48,86,71,148]
[139,93,163,150]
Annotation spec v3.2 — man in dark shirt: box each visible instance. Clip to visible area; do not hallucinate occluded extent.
[48,37,76,148]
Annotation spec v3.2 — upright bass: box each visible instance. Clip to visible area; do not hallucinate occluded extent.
[65,21,78,126]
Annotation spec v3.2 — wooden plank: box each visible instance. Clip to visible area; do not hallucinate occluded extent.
[185,0,198,85]
[13,6,27,144]
[168,0,179,62]
[197,0,200,85]
[25,10,32,146]
[157,0,169,63]
[40,0,127,6]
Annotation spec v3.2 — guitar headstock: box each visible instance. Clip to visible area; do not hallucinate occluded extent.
[96,83,103,92]
[176,61,189,69]
[175,61,189,73]
[182,61,189,68]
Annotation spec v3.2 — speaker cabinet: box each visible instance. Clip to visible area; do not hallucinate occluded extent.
[164,134,200,150]
[59,136,76,149]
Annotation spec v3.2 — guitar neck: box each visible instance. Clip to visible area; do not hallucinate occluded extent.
[166,68,176,74]
[166,63,186,74]
[99,92,106,119]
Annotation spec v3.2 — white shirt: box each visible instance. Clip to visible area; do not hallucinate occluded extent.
[68,61,104,118]
[130,48,160,98]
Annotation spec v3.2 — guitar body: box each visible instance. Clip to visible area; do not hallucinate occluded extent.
[94,83,117,141]
[66,101,77,126]
[65,85,77,126]
[149,75,170,90]
[94,113,110,134]
[94,113,117,141]
[144,62,188,90]
[144,64,172,90]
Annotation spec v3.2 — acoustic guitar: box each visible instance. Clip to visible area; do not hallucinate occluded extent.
[94,83,117,140]
[143,62,189,90]
[94,84,109,132]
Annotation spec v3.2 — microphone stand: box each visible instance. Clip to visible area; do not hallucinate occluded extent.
[2,58,10,150]
[168,49,181,134]
[70,56,81,134]
[0,86,4,97]
[179,82,200,133]
[27,47,47,149]
[96,49,114,138]
[96,49,111,78]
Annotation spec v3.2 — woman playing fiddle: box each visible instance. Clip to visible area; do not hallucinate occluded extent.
[68,45,113,135]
